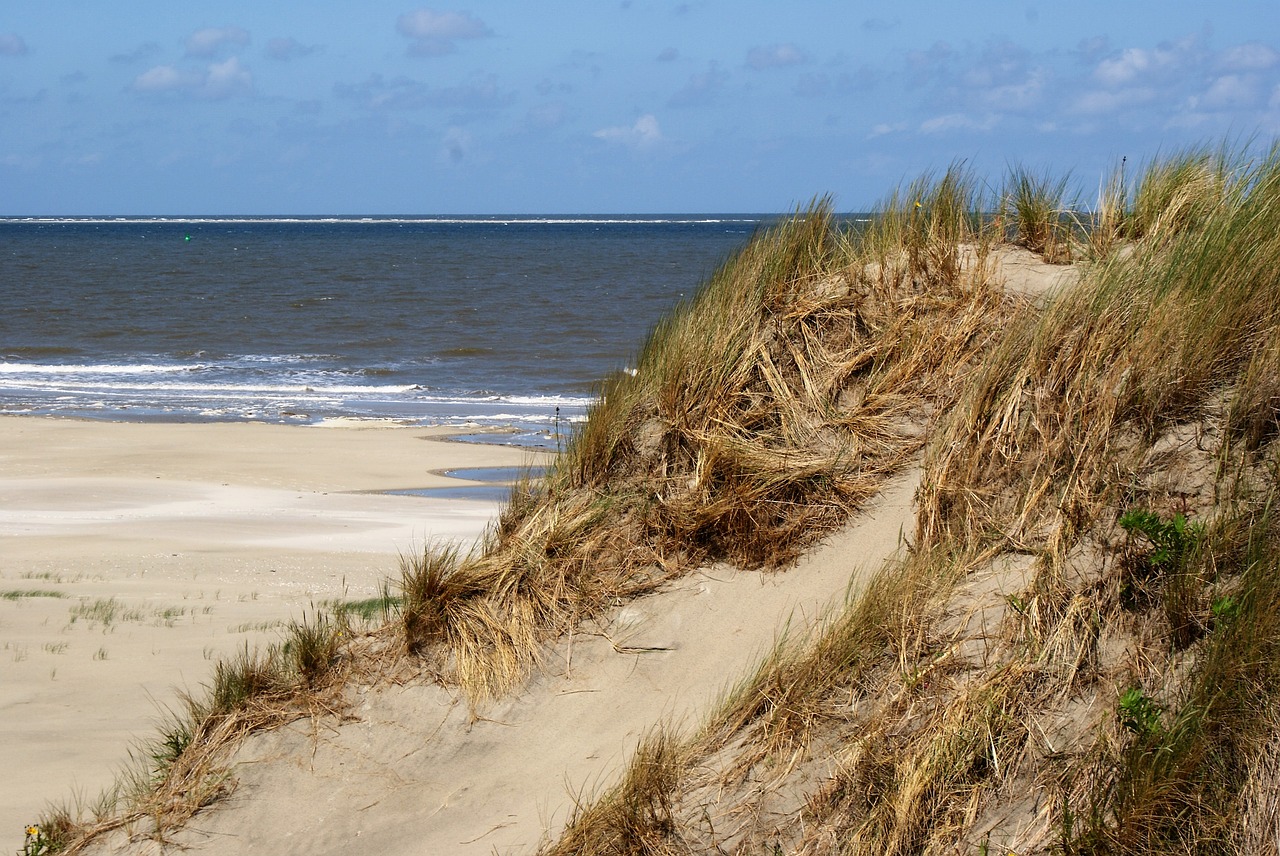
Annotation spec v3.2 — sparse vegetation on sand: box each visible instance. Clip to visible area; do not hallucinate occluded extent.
[38,143,1280,854]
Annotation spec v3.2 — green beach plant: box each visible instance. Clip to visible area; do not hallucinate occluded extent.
[1003,164,1074,262]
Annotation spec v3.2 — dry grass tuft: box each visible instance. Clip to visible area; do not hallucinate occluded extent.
[546,726,693,856]
[40,615,354,852]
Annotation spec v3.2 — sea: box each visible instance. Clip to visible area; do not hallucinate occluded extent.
[0,216,770,447]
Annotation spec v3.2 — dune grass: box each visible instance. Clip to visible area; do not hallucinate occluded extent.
[35,611,351,852]
[39,146,1280,854]
[397,179,1012,704]
[1003,165,1074,263]
[1,589,66,600]
[537,146,1280,855]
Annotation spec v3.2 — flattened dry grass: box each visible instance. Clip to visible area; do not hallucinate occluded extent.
[404,187,1012,704]
[919,145,1280,555]
[538,146,1280,856]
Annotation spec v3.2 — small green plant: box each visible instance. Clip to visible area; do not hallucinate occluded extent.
[1117,686,1163,739]
[283,612,341,687]
[1118,509,1204,571]
[149,717,195,782]
[1210,594,1239,621]
[1,590,66,600]
[324,585,402,625]
[22,823,53,856]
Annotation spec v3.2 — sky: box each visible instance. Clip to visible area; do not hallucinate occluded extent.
[2,2,1280,214]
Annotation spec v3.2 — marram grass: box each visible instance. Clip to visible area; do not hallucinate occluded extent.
[40,145,1280,855]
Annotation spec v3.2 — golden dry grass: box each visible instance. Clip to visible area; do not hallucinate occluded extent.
[43,148,1280,855]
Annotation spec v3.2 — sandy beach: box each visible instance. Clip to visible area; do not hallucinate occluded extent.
[0,417,543,841]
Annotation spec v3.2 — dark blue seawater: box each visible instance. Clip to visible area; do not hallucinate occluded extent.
[0,216,766,445]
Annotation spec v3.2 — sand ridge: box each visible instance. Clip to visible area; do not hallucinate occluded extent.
[86,471,918,855]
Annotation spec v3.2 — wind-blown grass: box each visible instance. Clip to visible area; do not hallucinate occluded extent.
[538,146,1280,856]
[45,148,1280,855]
[402,184,1011,704]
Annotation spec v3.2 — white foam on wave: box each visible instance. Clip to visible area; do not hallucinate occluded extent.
[0,362,195,375]
[0,378,419,396]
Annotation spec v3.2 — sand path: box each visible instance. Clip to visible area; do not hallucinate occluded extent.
[98,471,918,855]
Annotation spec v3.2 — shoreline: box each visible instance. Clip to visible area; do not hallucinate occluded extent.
[0,415,546,841]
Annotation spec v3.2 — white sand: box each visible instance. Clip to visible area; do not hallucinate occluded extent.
[0,417,543,844]
[87,471,918,855]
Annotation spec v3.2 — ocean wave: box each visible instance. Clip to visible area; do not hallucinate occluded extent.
[0,362,196,375]
[0,215,768,226]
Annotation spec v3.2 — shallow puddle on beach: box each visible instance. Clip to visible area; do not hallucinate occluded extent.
[384,465,549,503]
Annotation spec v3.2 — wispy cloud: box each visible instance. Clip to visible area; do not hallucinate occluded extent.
[396,9,492,57]
[668,63,728,107]
[0,33,28,57]
[593,113,663,148]
[745,43,807,70]
[1218,42,1280,72]
[334,73,509,111]
[185,26,250,58]
[265,37,318,61]
[919,112,998,134]
[109,42,161,65]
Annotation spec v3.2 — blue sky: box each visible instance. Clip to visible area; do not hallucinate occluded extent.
[2,2,1279,214]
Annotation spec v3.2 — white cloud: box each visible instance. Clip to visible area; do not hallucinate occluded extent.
[593,114,663,148]
[1092,34,1206,89]
[1094,46,1172,86]
[397,9,492,56]
[133,65,189,92]
[977,68,1046,112]
[868,122,907,138]
[918,112,998,134]
[0,33,28,56]
[132,57,253,99]
[185,26,250,58]
[746,43,806,70]
[1219,42,1280,72]
[204,56,253,99]
[1197,73,1262,110]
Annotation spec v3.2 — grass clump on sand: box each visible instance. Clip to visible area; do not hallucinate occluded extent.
[1002,165,1074,263]
[36,611,352,851]
[1,589,66,600]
